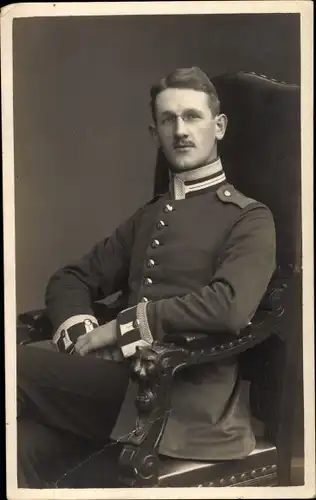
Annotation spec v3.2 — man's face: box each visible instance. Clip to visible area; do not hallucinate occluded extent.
[152,88,226,172]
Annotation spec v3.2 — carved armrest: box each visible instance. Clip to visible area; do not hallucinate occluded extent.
[118,299,286,487]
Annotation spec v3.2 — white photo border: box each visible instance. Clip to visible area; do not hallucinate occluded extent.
[1,2,314,499]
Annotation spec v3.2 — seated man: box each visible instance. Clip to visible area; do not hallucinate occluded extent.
[17,66,276,488]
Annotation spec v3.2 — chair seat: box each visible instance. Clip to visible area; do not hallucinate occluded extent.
[158,439,277,487]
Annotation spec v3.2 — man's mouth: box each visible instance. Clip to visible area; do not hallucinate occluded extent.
[174,144,195,151]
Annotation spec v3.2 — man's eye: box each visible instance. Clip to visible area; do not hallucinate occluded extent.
[161,116,174,125]
[184,113,199,121]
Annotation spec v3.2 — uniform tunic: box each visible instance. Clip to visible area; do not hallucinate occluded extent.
[46,158,276,460]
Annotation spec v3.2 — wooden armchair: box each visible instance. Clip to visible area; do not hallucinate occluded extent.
[17,72,302,488]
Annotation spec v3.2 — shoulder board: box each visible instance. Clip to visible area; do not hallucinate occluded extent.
[216,184,257,209]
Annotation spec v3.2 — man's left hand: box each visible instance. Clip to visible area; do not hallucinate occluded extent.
[74,320,117,356]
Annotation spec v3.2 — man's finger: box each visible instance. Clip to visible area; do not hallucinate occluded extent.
[76,344,90,356]
[88,333,104,351]
[74,334,86,349]
[74,334,90,354]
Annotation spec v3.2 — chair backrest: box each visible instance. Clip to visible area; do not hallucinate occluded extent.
[153,72,302,442]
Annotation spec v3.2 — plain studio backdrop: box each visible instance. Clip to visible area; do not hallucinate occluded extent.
[13,13,300,314]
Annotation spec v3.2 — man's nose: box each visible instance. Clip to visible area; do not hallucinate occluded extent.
[174,116,188,137]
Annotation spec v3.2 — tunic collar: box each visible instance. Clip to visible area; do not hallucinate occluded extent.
[169,157,226,200]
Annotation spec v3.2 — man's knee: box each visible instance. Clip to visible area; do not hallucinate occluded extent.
[27,340,57,351]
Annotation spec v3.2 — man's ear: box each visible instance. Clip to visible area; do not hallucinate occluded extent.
[215,113,228,141]
[149,123,160,146]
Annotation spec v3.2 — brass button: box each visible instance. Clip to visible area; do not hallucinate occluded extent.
[140,297,148,303]
[147,259,155,268]
[144,277,152,285]
[157,220,166,229]
[230,476,237,484]
[163,204,173,213]
[151,239,160,249]
[224,189,231,197]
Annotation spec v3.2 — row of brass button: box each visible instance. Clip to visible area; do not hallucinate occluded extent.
[141,203,174,303]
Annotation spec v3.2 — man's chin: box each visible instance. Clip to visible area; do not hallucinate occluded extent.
[169,159,200,172]
[166,153,194,170]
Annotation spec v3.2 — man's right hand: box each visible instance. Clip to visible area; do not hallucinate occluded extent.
[74,320,118,356]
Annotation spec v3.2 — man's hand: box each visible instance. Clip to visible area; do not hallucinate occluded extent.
[74,320,117,356]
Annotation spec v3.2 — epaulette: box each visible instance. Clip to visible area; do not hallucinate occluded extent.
[216,184,257,209]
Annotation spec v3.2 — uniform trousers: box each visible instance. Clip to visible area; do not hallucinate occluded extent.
[17,341,131,488]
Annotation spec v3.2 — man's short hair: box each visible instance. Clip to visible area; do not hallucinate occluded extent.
[150,66,220,122]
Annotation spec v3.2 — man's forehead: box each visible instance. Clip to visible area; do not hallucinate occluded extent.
[155,88,209,113]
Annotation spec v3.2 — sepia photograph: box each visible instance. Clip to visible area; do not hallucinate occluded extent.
[1,1,314,499]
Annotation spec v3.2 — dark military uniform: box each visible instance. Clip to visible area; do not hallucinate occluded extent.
[44,158,276,461]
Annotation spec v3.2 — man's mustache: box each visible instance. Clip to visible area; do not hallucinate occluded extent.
[173,140,196,148]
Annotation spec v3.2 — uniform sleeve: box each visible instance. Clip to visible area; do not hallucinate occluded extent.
[116,204,276,355]
[45,206,144,334]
